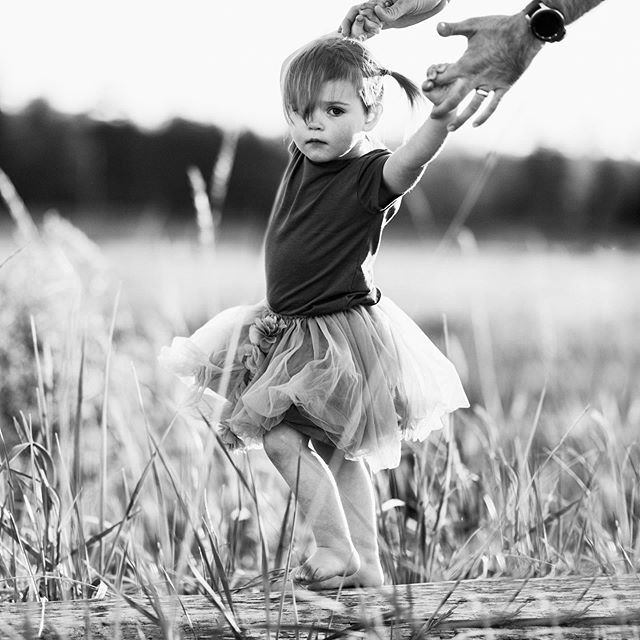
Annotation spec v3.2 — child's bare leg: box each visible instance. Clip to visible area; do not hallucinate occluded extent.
[262,423,360,584]
[307,440,384,589]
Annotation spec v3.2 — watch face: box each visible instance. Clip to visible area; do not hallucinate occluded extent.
[531,8,566,42]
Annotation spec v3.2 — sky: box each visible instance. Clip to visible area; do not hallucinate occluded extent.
[0,0,637,159]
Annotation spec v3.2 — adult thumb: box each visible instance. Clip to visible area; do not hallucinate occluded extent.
[437,18,476,37]
[373,3,404,24]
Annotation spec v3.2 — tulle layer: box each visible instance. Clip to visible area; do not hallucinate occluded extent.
[159,298,469,471]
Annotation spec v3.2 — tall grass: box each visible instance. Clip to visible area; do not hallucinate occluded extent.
[0,177,638,635]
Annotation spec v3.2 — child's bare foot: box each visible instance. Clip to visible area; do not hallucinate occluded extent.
[291,546,360,585]
[306,558,384,590]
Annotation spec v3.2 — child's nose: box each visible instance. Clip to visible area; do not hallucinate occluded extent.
[306,111,324,129]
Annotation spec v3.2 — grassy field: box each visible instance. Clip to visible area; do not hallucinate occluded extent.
[0,203,638,629]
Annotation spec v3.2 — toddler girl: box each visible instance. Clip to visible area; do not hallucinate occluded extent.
[160,28,468,590]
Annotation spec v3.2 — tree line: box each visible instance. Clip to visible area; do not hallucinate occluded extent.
[1,100,638,237]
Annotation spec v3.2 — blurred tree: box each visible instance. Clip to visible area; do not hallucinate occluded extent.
[225,131,287,226]
[0,101,638,237]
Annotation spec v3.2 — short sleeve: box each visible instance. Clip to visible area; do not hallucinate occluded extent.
[356,150,402,214]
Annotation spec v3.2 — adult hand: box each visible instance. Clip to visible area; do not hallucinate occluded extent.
[423,14,544,130]
[349,4,384,40]
[340,3,380,39]
[340,0,448,38]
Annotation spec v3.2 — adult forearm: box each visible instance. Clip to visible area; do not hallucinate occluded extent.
[439,0,606,24]
[552,0,605,24]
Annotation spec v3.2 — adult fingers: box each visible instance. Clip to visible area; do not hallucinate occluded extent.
[423,68,437,90]
[350,15,366,40]
[361,14,382,37]
[437,18,478,38]
[373,2,405,25]
[472,88,506,127]
[428,62,462,86]
[450,91,488,130]
[422,62,464,89]
[339,4,362,36]
[426,63,448,81]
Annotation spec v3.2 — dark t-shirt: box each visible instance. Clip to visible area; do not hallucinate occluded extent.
[264,144,401,316]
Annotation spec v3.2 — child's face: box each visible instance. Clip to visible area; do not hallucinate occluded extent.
[287,79,378,163]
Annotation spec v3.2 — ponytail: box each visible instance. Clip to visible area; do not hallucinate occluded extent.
[381,68,424,109]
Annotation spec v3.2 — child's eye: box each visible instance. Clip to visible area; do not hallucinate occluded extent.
[328,107,345,116]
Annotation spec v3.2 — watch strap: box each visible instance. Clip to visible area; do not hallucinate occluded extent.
[524,1,544,18]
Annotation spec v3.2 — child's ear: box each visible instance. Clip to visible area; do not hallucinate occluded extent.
[363,102,383,131]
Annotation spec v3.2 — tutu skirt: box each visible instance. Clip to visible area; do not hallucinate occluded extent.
[159,298,469,471]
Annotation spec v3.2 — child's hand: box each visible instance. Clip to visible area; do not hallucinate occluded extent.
[423,66,448,105]
[349,1,385,40]
[422,76,457,124]
[422,73,448,106]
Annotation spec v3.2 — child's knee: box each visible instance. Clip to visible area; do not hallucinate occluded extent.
[263,423,306,465]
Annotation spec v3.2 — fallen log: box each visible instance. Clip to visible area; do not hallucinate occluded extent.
[0,574,639,639]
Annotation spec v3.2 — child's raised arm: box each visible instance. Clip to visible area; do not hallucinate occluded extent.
[382,107,454,196]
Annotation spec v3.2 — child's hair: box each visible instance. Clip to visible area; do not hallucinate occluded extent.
[282,36,423,122]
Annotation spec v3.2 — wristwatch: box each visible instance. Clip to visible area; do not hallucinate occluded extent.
[524,1,566,42]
